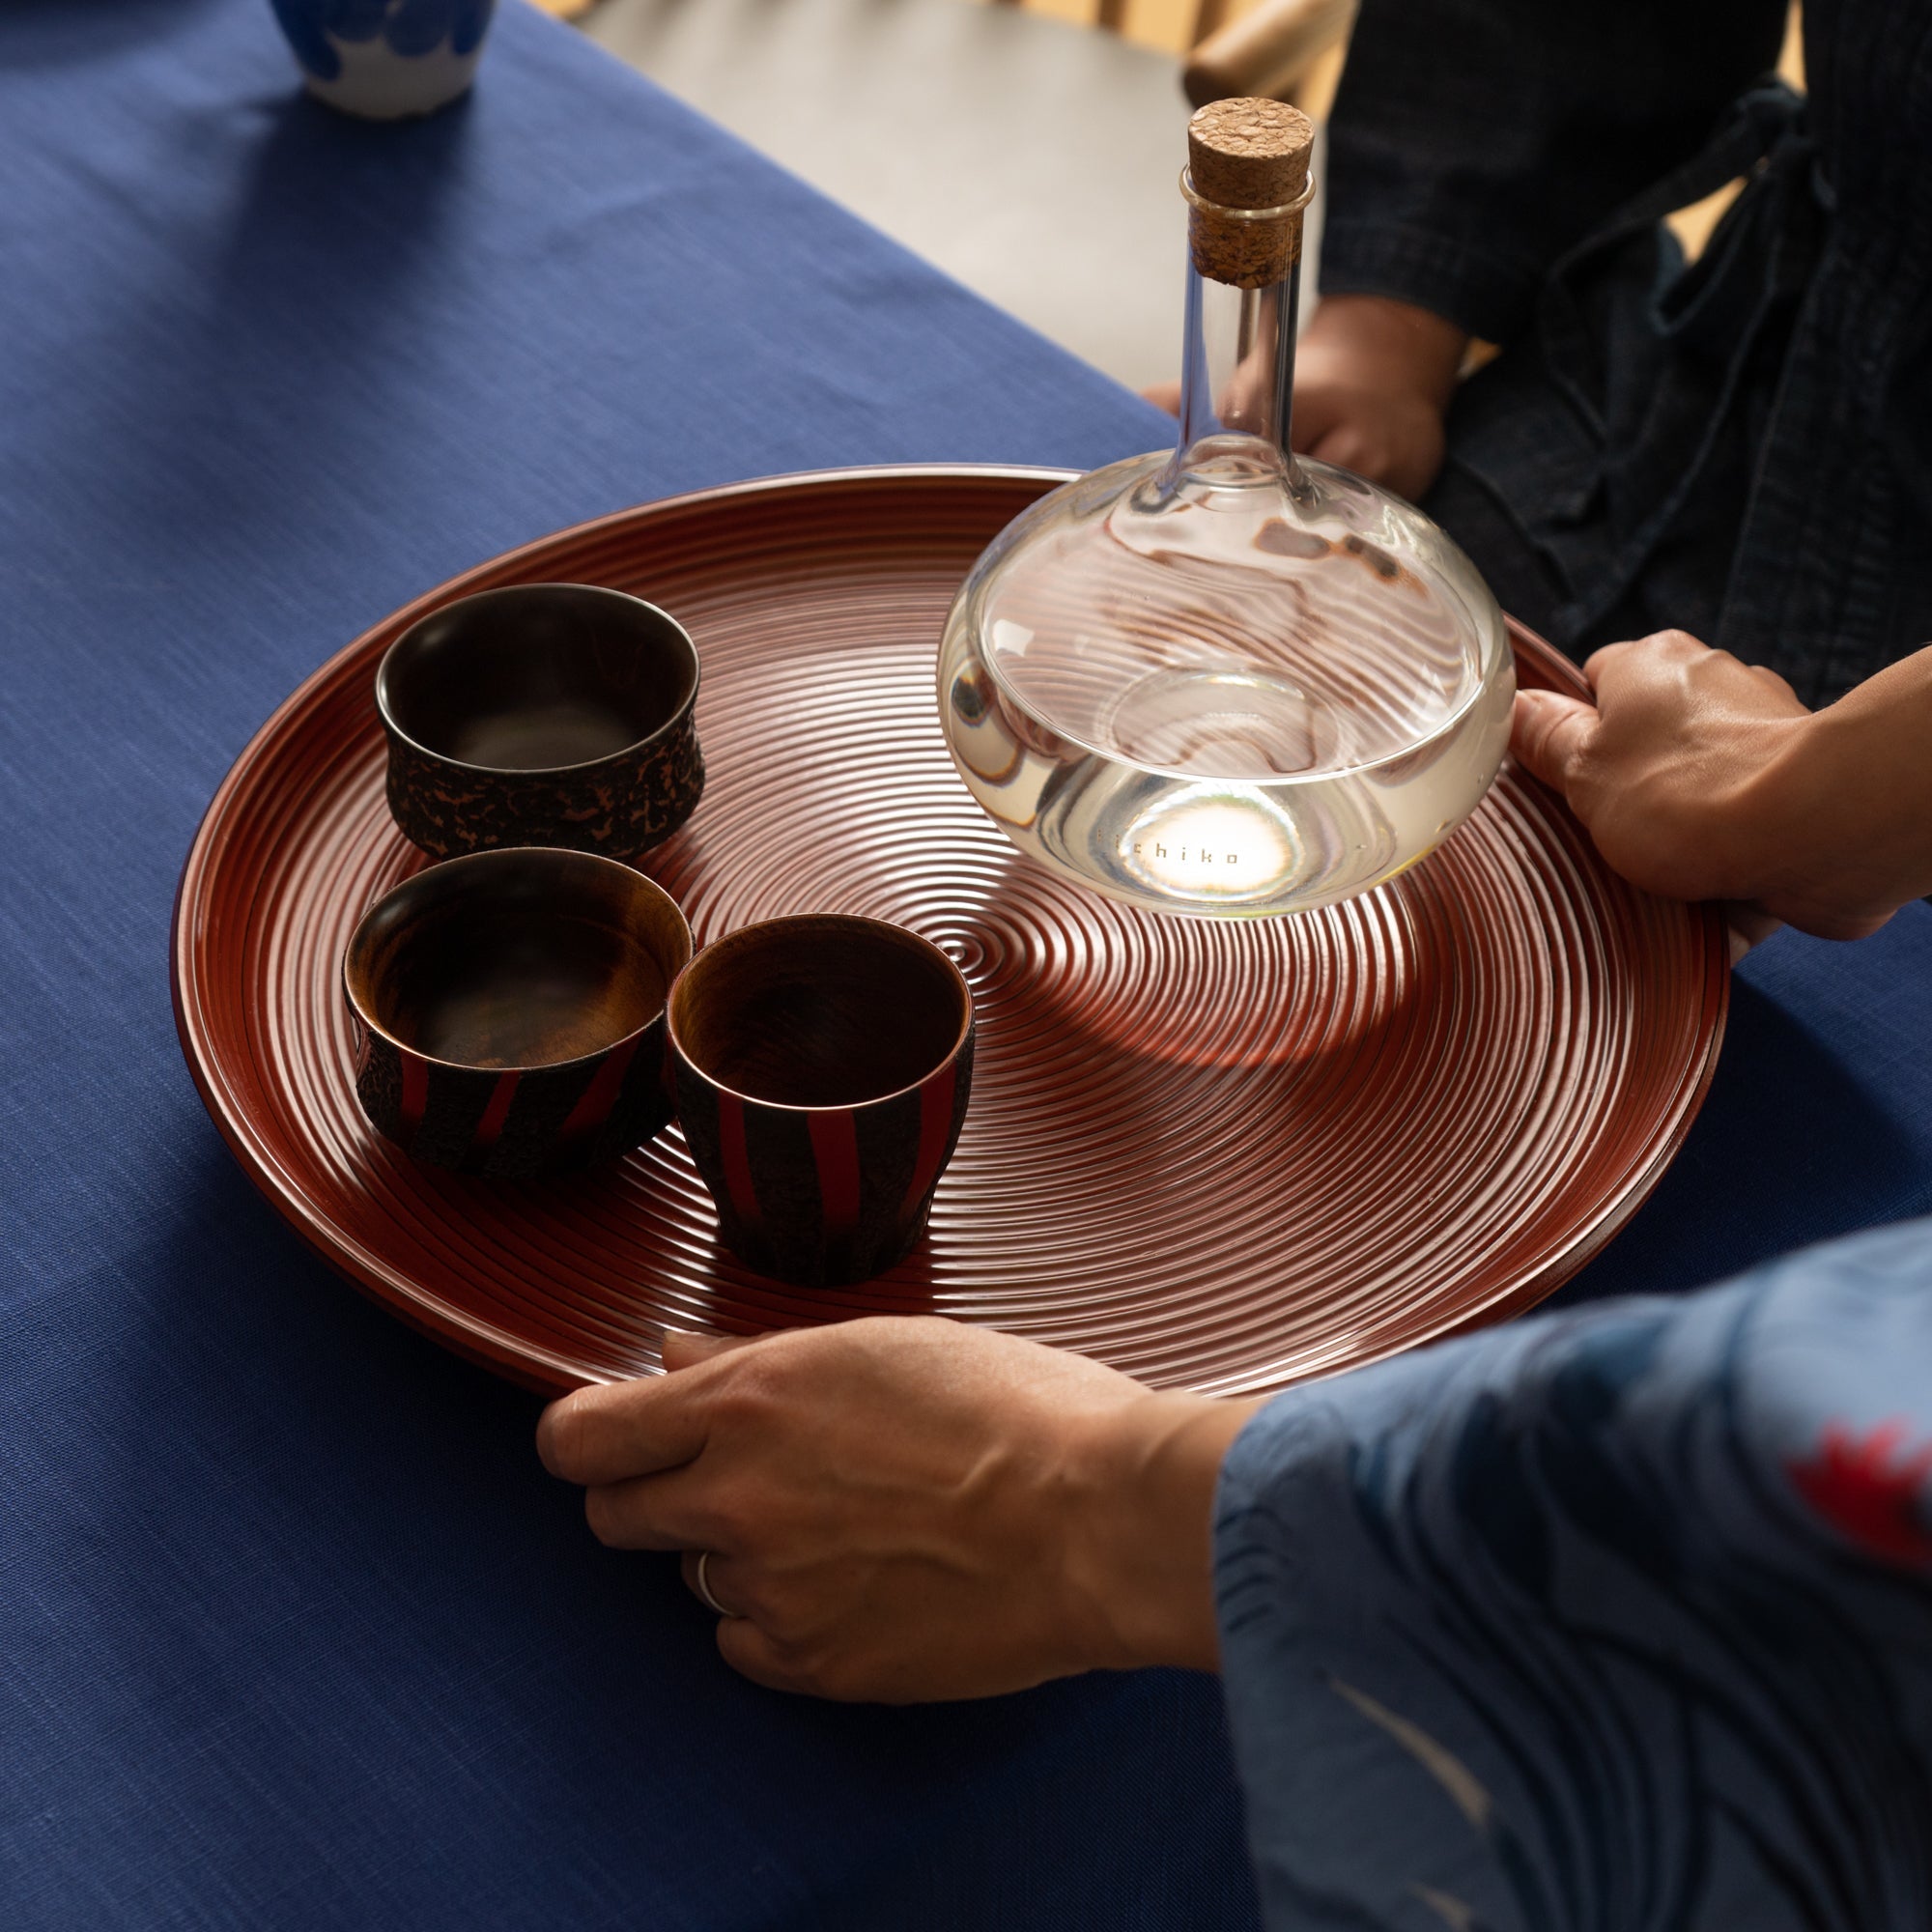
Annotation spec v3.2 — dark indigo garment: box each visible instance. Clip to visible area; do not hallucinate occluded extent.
[1321,0,1932,703]
[1215,1215,1932,1930]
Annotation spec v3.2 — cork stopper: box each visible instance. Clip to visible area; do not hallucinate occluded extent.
[1185,99,1314,289]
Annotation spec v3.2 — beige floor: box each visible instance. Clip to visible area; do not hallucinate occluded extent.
[543,0,1302,61]
[583,0,1220,389]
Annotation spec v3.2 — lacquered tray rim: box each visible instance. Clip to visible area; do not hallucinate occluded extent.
[171,463,1730,1396]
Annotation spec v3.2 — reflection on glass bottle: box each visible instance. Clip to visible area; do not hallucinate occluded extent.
[938,100,1514,919]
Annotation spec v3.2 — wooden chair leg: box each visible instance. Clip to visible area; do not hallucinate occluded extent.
[1185,0,1353,101]
[1188,0,1235,45]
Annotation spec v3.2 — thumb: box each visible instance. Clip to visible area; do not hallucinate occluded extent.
[1510,688,1599,797]
[1290,386,1345,454]
[1722,904,1785,964]
[661,1327,762,1373]
[717,1615,815,1696]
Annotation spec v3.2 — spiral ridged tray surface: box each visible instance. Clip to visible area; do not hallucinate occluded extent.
[173,467,1727,1397]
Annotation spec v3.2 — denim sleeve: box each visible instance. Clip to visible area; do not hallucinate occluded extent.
[1214,1217,1932,1931]
[1320,0,1787,341]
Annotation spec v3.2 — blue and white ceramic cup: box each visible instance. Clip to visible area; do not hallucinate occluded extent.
[270,1,497,120]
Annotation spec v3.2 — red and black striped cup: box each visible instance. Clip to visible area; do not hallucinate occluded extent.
[667,915,975,1288]
[343,847,692,1178]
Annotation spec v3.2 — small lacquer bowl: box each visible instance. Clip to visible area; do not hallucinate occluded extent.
[377,583,704,863]
[343,847,693,1178]
[667,916,976,1288]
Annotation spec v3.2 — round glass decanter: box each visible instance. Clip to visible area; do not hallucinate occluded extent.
[938,103,1514,919]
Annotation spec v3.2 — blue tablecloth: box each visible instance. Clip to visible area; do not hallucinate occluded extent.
[4,3,1930,1926]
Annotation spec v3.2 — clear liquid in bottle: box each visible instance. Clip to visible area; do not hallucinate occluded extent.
[937,100,1514,919]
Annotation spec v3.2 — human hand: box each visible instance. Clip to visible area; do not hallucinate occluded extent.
[537,1319,1256,1703]
[1142,295,1465,501]
[1511,630,1909,943]
[1290,295,1468,503]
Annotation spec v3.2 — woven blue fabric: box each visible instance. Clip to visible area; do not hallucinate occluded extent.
[2,2,1928,1927]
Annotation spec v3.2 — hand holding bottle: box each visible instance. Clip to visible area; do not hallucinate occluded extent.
[1513,630,1932,942]
[1289,295,1467,503]
[1144,294,1467,507]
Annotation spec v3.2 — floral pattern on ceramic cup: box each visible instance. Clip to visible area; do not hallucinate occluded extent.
[270,0,497,118]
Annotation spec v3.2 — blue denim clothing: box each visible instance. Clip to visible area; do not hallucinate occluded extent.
[1215,1215,1932,1930]
[1322,0,1932,703]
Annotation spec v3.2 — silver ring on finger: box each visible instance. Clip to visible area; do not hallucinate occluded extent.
[694,1549,742,1619]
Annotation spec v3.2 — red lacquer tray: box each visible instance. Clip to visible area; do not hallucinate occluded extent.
[173,467,1727,1398]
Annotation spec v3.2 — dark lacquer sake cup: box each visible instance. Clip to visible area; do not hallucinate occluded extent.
[343,847,693,1178]
[377,583,704,862]
[667,916,976,1288]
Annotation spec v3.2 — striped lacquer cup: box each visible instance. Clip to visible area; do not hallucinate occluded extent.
[343,847,693,1179]
[667,916,975,1289]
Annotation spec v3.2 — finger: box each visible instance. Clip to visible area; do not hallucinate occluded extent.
[582,1468,720,1551]
[1309,425,1431,497]
[537,1374,708,1486]
[1578,639,1633,693]
[716,1617,819,1697]
[1790,909,1895,943]
[681,1548,750,1618]
[1307,425,1374,474]
[661,1328,761,1373]
[1140,379,1181,418]
[1509,689,1599,795]
[1288,391,1343,452]
[1744,662,1808,714]
[1584,628,1712,697]
[1723,903,1785,964]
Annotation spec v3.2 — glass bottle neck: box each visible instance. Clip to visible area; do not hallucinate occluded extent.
[1172,253,1300,479]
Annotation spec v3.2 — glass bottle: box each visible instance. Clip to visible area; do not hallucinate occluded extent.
[938,100,1514,918]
